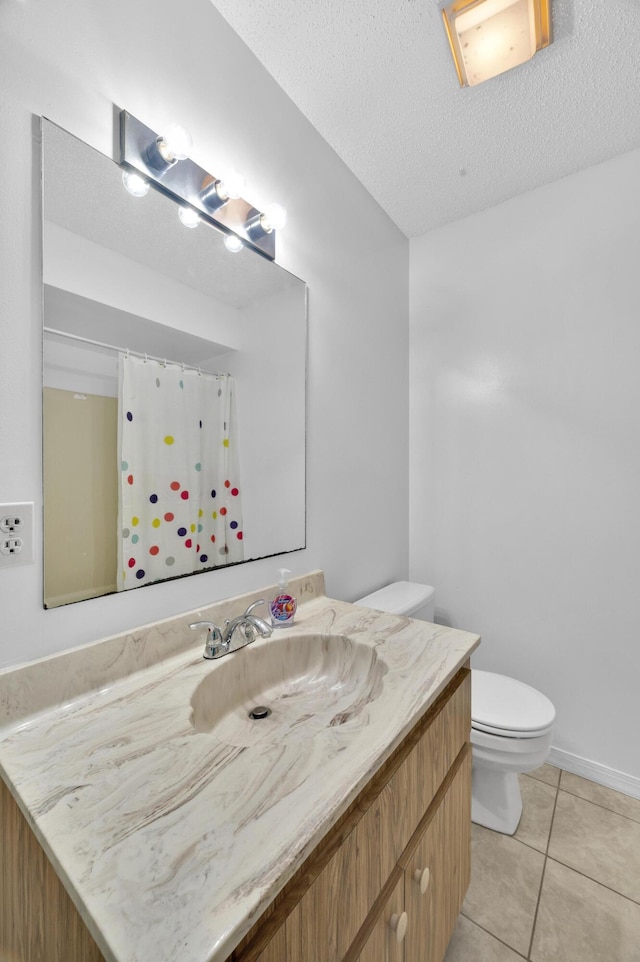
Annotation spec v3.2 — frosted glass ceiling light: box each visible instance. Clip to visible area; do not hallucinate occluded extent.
[122,170,150,197]
[439,0,551,87]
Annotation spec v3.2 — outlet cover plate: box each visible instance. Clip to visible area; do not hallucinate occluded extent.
[0,502,34,567]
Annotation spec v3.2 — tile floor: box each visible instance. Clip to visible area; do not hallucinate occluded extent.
[444,764,640,961]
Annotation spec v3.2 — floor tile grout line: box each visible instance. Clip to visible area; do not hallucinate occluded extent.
[556,783,640,825]
[544,855,640,908]
[522,769,562,791]
[544,775,560,858]
[511,832,554,858]
[459,911,529,960]
[526,776,561,959]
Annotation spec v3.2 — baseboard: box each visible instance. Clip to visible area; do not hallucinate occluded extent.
[548,747,640,801]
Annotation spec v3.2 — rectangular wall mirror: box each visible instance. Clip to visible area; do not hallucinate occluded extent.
[42,119,306,608]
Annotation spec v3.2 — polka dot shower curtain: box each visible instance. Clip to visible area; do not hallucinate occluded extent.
[117,355,244,590]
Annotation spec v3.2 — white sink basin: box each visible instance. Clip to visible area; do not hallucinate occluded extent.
[190,632,388,747]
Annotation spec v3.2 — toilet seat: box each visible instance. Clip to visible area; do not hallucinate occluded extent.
[472,718,554,739]
[472,670,556,739]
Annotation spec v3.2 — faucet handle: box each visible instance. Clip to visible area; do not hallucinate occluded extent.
[243,599,266,617]
[189,621,226,659]
[189,620,222,635]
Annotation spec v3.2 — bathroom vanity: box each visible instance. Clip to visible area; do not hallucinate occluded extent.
[0,572,479,962]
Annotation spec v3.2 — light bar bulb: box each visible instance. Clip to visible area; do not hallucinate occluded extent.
[219,168,246,201]
[158,123,192,163]
[224,235,244,253]
[178,205,200,229]
[122,170,150,197]
[261,203,287,232]
[244,201,288,241]
[200,168,246,211]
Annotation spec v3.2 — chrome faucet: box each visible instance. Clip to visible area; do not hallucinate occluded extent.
[190,599,273,660]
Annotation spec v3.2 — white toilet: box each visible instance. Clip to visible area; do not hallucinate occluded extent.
[354,581,556,835]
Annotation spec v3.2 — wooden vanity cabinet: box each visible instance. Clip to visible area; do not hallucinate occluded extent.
[237,665,472,962]
[0,665,471,962]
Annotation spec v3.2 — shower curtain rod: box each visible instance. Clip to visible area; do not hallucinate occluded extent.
[43,327,227,377]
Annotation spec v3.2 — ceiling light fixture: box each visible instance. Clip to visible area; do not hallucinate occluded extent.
[438,0,552,87]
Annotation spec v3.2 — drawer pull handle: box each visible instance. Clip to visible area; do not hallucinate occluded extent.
[389,911,408,943]
[413,866,431,895]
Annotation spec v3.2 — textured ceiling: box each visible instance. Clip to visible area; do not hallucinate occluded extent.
[211,0,640,237]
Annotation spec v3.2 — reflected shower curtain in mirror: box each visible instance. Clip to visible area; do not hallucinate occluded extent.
[117,356,243,590]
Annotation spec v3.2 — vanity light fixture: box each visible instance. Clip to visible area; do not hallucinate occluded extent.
[244,203,288,240]
[437,0,552,87]
[178,205,200,229]
[120,110,282,260]
[121,170,150,197]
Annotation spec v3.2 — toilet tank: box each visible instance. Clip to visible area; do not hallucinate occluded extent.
[355,581,435,622]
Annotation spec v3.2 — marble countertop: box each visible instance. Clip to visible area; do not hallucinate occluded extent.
[0,572,479,962]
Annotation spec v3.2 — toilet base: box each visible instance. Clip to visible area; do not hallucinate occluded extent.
[471,763,523,835]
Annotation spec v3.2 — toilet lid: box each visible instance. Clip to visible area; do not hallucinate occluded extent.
[472,670,556,737]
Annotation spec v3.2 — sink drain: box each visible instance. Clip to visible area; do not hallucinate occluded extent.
[249,705,272,720]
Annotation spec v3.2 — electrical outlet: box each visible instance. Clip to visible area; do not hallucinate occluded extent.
[0,502,34,567]
[0,537,23,555]
[0,514,23,534]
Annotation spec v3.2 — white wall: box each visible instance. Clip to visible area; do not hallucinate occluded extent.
[410,148,640,782]
[44,222,242,348]
[0,0,409,667]
[229,286,307,560]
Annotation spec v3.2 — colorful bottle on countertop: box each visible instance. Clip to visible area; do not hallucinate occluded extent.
[270,568,297,628]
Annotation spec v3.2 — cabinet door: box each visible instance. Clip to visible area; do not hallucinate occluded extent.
[404,750,471,962]
[378,670,470,877]
[0,780,106,962]
[356,875,406,962]
[253,925,286,962]
[283,816,373,962]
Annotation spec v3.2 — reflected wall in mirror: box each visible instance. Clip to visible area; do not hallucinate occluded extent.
[42,119,306,608]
